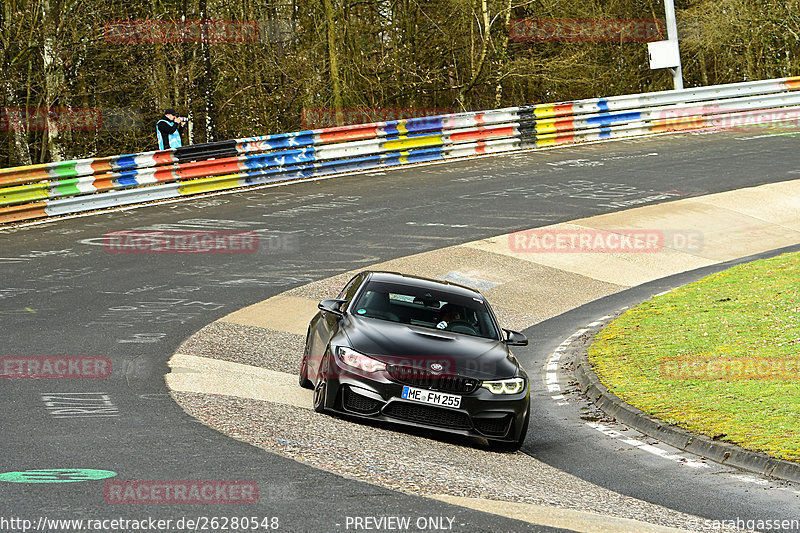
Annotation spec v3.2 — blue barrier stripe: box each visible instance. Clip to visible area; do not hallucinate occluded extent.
[240,146,445,185]
[586,111,642,127]
[115,174,140,187]
[113,155,139,171]
[242,147,317,169]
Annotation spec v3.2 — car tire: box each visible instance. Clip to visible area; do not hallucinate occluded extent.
[312,378,327,413]
[313,353,330,413]
[298,336,313,389]
[488,413,529,452]
[298,356,313,389]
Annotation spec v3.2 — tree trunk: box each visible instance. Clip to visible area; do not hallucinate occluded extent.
[1,0,32,166]
[458,0,491,109]
[41,0,65,162]
[323,0,344,125]
[494,0,512,107]
[3,82,32,166]
[199,0,215,143]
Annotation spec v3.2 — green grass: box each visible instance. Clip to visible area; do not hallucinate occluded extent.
[588,252,800,462]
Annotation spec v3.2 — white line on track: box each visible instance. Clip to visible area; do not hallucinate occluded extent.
[543,316,611,405]
[730,474,770,486]
[586,421,710,469]
[545,312,712,470]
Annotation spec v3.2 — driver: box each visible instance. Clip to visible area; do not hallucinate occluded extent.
[436,304,461,330]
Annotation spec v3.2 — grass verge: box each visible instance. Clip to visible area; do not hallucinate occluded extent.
[588,251,800,462]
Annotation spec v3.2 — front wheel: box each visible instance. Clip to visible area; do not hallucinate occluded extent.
[312,377,327,413]
[488,413,529,452]
[298,356,313,389]
[298,330,313,389]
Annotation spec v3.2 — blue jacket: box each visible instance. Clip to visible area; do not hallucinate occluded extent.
[156,117,183,150]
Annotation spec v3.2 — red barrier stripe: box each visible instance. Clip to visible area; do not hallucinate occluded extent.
[177,158,243,180]
[153,151,176,166]
[0,201,47,224]
[450,126,515,142]
[154,168,178,182]
[319,126,380,143]
[553,104,574,116]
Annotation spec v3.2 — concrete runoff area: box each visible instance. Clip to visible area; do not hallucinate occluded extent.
[166,178,800,532]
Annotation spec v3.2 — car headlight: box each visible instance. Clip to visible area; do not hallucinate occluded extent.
[481,377,525,395]
[337,346,386,373]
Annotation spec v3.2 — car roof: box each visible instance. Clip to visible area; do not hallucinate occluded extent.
[363,271,485,299]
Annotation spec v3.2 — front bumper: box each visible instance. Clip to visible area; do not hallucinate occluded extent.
[321,362,530,443]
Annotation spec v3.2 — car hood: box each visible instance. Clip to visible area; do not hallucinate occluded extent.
[342,316,520,379]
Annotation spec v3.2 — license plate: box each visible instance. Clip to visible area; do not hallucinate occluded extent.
[401,386,461,408]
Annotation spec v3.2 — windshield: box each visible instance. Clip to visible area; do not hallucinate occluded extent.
[350,280,501,340]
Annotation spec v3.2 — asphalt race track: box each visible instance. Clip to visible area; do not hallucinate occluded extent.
[1,127,799,532]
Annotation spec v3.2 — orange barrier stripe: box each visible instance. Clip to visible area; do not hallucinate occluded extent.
[785,77,800,90]
[0,167,50,187]
[450,126,515,142]
[652,116,706,132]
[554,118,574,131]
[90,159,114,174]
[0,201,47,224]
[92,177,116,192]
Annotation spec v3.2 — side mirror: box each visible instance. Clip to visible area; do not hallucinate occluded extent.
[502,329,528,346]
[318,298,347,316]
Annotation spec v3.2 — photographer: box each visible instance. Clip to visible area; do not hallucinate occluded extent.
[156,108,187,150]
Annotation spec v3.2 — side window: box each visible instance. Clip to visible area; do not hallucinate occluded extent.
[337,274,363,303]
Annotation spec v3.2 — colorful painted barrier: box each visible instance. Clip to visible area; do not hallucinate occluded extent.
[2,76,800,225]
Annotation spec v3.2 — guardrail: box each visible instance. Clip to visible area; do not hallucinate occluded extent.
[2,76,799,225]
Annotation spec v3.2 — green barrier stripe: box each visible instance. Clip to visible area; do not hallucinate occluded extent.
[49,161,79,179]
[53,178,83,197]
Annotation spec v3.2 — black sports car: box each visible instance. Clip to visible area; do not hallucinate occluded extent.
[299,271,530,451]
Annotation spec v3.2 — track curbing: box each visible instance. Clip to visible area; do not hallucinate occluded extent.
[573,314,800,484]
